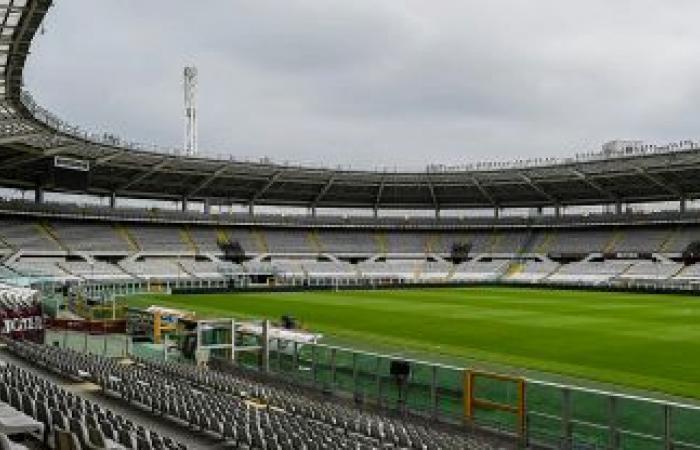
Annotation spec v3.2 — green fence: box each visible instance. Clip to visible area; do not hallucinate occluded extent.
[261,338,700,450]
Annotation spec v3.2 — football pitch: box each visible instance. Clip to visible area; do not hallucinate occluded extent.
[125,286,700,401]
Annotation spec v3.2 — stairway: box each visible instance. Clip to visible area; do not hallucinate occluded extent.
[487,231,503,253]
[517,231,537,255]
[412,261,424,281]
[658,226,681,253]
[180,226,199,253]
[374,232,388,255]
[36,221,69,252]
[216,228,231,246]
[114,223,141,252]
[503,262,525,279]
[251,228,269,253]
[535,231,556,254]
[308,230,323,253]
[425,234,440,254]
[604,229,625,253]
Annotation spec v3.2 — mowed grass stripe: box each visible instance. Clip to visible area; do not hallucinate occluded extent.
[125,287,700,399]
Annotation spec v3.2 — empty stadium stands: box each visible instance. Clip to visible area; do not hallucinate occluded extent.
[0,350,186,449]
[4,339,486,450]
[3,213,700,286]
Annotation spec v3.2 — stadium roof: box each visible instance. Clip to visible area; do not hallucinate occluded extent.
[0,0,696,211]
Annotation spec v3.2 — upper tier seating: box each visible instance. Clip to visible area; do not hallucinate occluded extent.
[264,230,313,253]
[128,225,188,252]
[50,222,130,253]
[0,219,60,251]
[317,231,378,254]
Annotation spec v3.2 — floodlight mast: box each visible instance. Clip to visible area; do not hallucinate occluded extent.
[184,66,198,156]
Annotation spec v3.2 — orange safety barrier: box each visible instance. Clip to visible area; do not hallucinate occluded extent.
[464,369,526,439]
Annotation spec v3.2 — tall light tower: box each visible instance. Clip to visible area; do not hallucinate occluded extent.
[183,66,198,156]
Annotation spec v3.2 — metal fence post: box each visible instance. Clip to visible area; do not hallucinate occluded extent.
[311,345,318,386]
[376,357,382,407]
[664,404,672,450]
[431,365,438,419]
[330,348,337,393]
[293,341,299,376]
[608,396,618,450]
[352,352,358,396]
[562,388,572,450]
[276,339,282,371]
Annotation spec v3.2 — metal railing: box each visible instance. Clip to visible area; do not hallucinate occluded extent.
[228,338,700,450]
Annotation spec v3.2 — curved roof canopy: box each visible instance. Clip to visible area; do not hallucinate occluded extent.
[0,0,695,211]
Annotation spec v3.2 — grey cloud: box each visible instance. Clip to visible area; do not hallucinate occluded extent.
[23,0,700,169]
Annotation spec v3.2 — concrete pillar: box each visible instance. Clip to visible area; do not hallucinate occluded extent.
[34,185,44,204]
[203,198,211,215]
[109,192,117,209]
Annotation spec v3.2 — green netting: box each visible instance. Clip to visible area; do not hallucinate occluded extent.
[617,397,664,437]
[435,366,463,419]
[334,349,355,392]
[618,433,663,450]
[672,405,700,444]
[405,363,433,414]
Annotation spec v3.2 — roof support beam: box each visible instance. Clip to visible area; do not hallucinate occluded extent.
[250,171,282,203]
[426,178,439,213]
[118,157,170,191]
[0,144,79,170]
[570,169,616,201]
[94,149,128,166]
[0,132,45,145]
[519,172,557,203]
[470,176,496,206]
[374,179,385,210]
[634,166,682,197]
[311,173,336,207]
[188,165,229,197]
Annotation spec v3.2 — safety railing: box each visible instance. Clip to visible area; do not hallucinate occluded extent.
[249,338,700,450]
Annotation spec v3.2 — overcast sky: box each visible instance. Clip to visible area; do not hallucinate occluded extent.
[23,1,700,170]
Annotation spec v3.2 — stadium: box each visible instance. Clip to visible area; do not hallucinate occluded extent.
[1,1,700,449]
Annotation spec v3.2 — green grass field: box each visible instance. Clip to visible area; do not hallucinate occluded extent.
[125,286,700,401]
